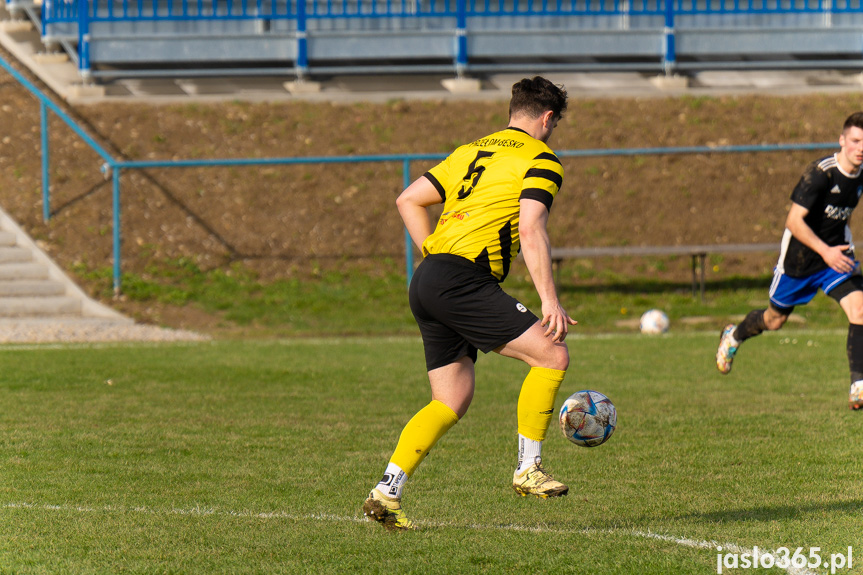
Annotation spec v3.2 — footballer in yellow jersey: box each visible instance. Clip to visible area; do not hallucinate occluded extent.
[423,126,564,281]
[364,77,576,531]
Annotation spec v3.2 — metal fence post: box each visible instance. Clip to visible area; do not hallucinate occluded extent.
[296,0,309,79]
[663,0,676,75]
[112,166,122,296]
[78,0,92,79]
[455,0,468,77]
[40,101,50,222]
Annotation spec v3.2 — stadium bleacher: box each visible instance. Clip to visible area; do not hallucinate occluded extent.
[3,0,863,88]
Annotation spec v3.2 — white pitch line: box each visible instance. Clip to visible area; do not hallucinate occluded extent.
[4,501,822,574]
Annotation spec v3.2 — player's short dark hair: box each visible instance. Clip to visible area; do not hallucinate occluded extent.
[509,76,568,121]
[843,112,863,133]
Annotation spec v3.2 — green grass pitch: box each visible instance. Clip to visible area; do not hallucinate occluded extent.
[1,334,861,574]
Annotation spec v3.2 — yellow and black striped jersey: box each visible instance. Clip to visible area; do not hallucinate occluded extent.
[422,127,564,281]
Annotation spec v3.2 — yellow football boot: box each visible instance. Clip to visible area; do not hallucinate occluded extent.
[362,488,416,532]
[512,458,569,499]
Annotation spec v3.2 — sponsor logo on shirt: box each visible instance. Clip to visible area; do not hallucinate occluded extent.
[438,211,469,225]
[825,205,854,221]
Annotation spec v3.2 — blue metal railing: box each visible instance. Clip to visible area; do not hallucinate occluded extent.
[43,0,640,23]
[670,0,861,12]
[44,0,860,25]
[0,51,842,295]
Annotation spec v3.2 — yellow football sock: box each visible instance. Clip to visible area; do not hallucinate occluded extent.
[517,367,566,441]
[390,399,459,476]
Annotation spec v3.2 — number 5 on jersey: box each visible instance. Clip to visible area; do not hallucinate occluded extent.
[458,151,495,200]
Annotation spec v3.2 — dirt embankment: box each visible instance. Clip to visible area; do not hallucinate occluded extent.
[1,65,859,330]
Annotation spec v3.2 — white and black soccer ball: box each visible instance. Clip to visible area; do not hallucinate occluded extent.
[639,309,669,334]
[559,390,617,448]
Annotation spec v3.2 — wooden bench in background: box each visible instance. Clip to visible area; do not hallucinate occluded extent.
[550,243,778,301]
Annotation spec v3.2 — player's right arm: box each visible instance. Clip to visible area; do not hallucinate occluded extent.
[396,175,443,251]
[786,202,855,273]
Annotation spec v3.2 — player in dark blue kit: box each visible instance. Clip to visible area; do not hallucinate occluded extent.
[717,112,863,410]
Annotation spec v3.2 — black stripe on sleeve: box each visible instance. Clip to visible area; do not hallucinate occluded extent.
[423,172,446,201]
[534,152,561,165]
[525,167,563,189]
[520,188,554,211]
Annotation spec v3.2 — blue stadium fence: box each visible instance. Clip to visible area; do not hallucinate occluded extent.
[0,52,841,295]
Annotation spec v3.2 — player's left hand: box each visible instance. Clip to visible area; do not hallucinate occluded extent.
[541,301,578,343]
[824,244,856,274]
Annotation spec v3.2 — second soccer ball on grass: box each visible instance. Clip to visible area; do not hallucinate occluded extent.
[640,309,670,334]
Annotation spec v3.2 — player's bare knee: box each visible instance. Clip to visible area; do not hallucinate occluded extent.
[547,343,570,371]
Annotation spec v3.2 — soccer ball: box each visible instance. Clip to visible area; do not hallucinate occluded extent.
[639,309,669,334]
[559,390,617,447]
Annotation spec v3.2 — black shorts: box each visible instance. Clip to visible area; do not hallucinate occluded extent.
[409,253,539,371]
[828,274,863,303]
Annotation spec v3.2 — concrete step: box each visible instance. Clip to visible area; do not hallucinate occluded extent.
[0,246,32,263]
[0,263,49,280]
[0,296,81,316]
[0,279,66,297]
[0,207,130,324]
